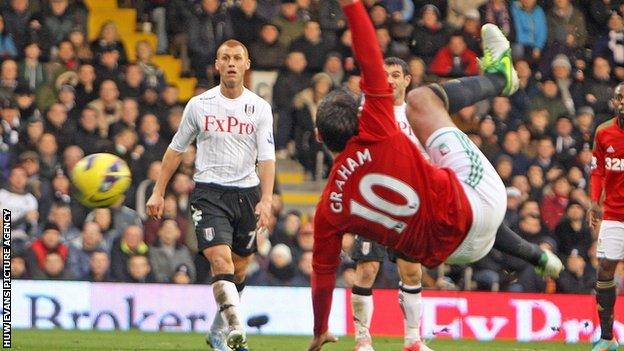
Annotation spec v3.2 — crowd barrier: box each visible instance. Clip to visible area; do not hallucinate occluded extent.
[13,280,624,343]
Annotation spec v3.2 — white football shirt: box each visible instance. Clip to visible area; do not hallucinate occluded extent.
[170,86,275,187]
[394,103,429,159]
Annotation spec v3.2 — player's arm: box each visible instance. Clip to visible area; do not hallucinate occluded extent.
[147,98,199,218]
[309,215,342,350]
[589,131,606,229]
[255,102,276,230]
[341,0,396,137]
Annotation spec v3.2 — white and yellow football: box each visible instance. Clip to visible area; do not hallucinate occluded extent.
[71,153,131,208]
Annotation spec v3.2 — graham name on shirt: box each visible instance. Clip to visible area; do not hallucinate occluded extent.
[329,148,372,213]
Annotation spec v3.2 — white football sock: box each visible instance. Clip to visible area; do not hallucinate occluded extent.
[351,290,374,341]
[399,282,422,346]
[210,289,244,334]
[212,280,243,331]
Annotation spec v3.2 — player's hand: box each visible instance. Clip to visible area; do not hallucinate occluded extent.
[588,202,602,230]
[146,193,164,219]
[255,198,272,232]
[307,332,338,351]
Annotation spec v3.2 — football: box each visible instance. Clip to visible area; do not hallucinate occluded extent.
[70,153,132,208]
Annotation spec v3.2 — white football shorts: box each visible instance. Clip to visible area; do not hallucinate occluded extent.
[425,127,507,264]
[596,220,624,260]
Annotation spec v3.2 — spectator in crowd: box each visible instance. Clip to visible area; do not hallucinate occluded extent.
[376,27,410,60]
[409,4,448,63]
[82,250,112,282]
[12,252,29,279]
[500,131,531,175]
[540,175,572,232]
[477,116,500,161]
[44,102,75,151]
[126,254,155,283]
[85,208,119,249]
[0,166,38,236]
[273,0,305,47]
[68,221,106,278]
[552,116,579,166]
[40,0,86,48]
[593,11,624,77]
[88,80,123,138]
[273,51,309,156]
[550,54,583,116]
[322,52,344,87]
[36,133,60,180]
[293,72,332,178]
[135,40,166,92]
[188,0,233,79]
[510,0,547,62]
[46,40,78,81]
[0,59,19,101]
[583,56,616,124]
[32,251,72,279]
[18,41,47,92]
[25,222,68,272]
[528,78,568,123]
[447,0,487,30]
[554,201,592,260]
[479,0,513,39]
[318,0,345,39]
[109,98,139,138]
[136,114,167,182]
[2,0,33,53]
[250,23,288,71]
[110,224,149,281]
[229,0,265,47]
[149,219,195,283]
[289,20,333,73]
[118,64,144,100]
[75,64,97,109]
[74,107,106,155]
[0,14,17,59]
[48,202,80,241]
[546,0,587,50]
[556,249,596,294]
[575,106,595,146]
[250,243,298,286]
[171,264,193,284]
[429,32,479,77]
[94,44,122,84]
[18,150,51,213]
[91,21,128,65]
[69,29,93,62]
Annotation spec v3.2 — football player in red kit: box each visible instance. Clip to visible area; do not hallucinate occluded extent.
[308,1,561,350]
[589,83,624,351]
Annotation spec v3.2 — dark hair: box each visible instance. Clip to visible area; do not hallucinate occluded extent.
[384,57,409,76]
[316,90,359,152]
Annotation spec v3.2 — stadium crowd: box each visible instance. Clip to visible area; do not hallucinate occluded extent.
[2,0,623,294]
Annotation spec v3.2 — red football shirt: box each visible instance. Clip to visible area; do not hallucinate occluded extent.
[311,1,473,337]
[590,118,624,221]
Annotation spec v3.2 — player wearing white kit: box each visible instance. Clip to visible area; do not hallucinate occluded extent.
[146,40,275,351]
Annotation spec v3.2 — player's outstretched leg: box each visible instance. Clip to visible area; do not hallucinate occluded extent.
[210,273,248,351]
[426,23,519,115]
[493,224,563,278]
[406,24,519,147]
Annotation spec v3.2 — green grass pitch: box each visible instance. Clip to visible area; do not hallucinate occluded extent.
[12,329,591,350]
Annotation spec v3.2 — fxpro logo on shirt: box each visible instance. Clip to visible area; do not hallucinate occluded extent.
[203,115,256,135]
